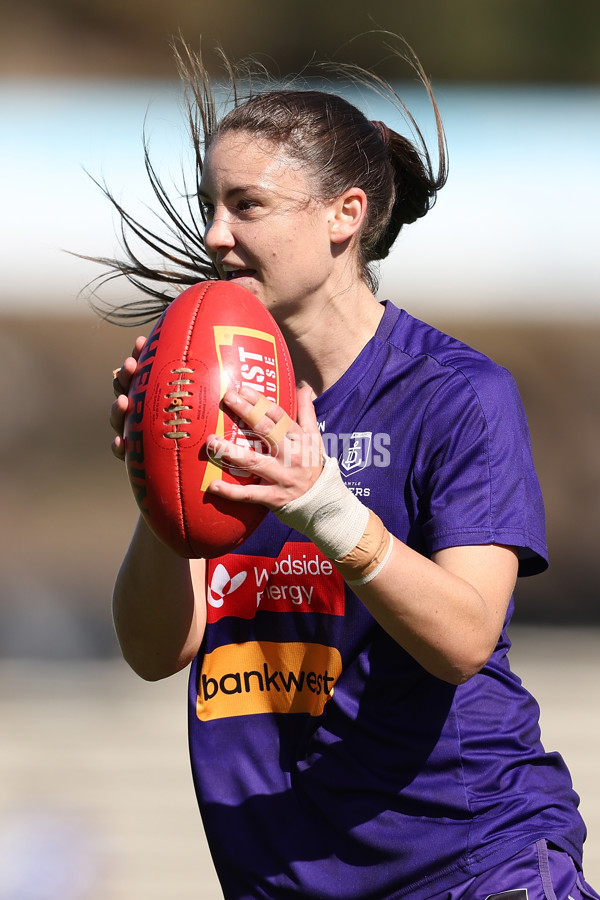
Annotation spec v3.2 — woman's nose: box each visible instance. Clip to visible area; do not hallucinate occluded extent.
[204,210,235,254]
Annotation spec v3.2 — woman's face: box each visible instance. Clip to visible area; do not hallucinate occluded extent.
[199,131,342,318]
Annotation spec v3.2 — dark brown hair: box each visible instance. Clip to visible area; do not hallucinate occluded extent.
[85,38,447,324]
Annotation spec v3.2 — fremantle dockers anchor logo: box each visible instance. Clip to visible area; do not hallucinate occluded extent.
[339,432,372,476]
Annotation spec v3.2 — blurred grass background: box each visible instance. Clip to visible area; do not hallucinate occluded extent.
[0,1,599,897]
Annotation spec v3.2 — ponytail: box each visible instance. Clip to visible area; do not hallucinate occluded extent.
[370,121,447,260]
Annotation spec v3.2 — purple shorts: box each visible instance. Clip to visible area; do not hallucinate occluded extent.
[428,840,600,900]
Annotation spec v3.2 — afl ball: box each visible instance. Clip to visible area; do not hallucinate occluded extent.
[124,280,296,558]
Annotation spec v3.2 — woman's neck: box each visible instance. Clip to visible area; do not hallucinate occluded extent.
[279,283,384,395]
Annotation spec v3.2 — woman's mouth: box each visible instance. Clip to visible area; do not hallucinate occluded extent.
[223,268,257,282]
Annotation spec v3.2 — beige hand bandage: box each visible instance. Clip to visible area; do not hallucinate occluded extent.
[274,455,393,587]
[244,396,294,446]
[333,509,394,586]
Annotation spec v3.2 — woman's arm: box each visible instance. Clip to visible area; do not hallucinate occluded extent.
[112,516,206,681]
[350,541,518,684]
[110,339,207,681]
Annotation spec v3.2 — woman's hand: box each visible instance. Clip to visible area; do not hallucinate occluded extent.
[206,384,323,510]
[109,336,147,461]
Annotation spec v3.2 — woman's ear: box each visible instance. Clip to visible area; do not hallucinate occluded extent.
[328,187,368,244]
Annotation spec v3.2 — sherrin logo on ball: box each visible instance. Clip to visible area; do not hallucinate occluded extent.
[124,280,297,559]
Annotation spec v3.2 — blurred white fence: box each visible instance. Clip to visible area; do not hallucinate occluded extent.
[1,83,599,320]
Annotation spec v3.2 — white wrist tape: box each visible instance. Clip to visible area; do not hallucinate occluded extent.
[274,456,369,559]
[274,455,393,586]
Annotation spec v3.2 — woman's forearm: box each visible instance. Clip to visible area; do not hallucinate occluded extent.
[112,515,206,681]
[348,541,519,685]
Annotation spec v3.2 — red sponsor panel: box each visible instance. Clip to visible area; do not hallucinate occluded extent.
[207,542,346,621]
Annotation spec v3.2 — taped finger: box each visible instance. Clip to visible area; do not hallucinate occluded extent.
[243,395,271,428]
[265,411,294,446]
[243,395,295,447]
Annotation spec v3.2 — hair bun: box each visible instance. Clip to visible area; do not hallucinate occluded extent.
[371,120,391,146]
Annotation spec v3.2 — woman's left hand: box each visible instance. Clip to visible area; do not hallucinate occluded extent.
[206,384,324,510]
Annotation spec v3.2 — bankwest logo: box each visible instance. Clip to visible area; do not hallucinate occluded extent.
[206,542,345,622]
[196,640,342,721]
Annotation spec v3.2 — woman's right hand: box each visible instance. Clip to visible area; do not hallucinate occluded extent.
[110,336,147,460]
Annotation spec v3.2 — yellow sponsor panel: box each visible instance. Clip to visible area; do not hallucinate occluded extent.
[201,325,279,491]
[196,641,342,721]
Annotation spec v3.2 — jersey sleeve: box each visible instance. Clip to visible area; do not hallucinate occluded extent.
[413,361,548,576]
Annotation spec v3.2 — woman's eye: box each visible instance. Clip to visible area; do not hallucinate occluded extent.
[199,198,260,221]
[237,198,259,212]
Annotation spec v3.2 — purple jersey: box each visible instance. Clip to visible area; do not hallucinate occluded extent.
[188,302,585,900]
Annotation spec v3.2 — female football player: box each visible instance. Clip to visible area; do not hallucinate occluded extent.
[107,40,599,900]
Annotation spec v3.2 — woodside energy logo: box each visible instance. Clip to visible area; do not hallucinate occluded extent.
[206,543,346,621]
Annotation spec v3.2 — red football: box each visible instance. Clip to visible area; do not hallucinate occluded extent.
[124,280,296,558]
